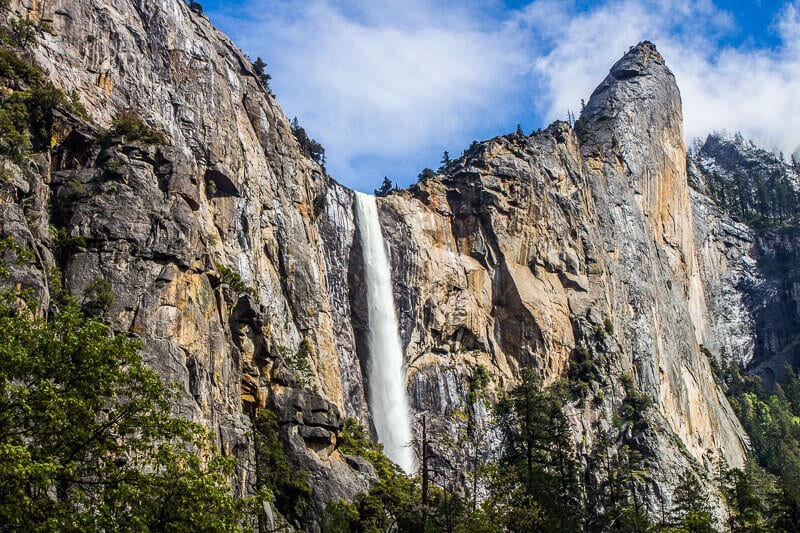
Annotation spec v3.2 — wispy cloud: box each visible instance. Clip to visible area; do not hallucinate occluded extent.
[209,0,800,189]
[214,0,529,189]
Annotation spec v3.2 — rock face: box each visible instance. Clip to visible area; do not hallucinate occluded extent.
[0,0,772,525]
[689,133,800,386]
[378,42,747,509]
[2,0,370,528]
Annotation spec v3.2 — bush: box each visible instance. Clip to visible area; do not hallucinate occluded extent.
[0,47,43,85]
[215,263,255,296]
[325,419,422,532]
[281,339,313,386]
[81,277,114,317]
[253,409,311,524]
[99,110,167,145]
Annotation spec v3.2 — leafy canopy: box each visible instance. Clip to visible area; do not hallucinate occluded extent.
[0,240,253,531]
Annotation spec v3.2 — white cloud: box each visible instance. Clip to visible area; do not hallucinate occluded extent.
[523,0,800,156]
[212,0,800,189]
[217,0,529,189]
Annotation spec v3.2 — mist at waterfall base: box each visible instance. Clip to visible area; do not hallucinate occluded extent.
[354,192,417,475]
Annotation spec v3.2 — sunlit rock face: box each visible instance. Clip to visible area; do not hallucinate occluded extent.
[3,0,768,523]
[377,43,747,511]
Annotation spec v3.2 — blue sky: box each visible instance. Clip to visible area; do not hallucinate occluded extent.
[201,0,800,191]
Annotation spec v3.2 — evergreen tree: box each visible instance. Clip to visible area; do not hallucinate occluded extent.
[670,470,715,532]
[374,176,393,197]
[418,168,436,182]
[290,117,325,166]
[251,56,273,94]
[0,239,253,530]
[438,150,452,173]
[720,464,766,532]
[495,369,583,532]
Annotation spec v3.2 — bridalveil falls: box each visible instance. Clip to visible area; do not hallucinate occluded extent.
[354,192,416,474]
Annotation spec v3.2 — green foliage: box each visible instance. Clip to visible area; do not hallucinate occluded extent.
[417,167,435,182]
[253,409,311,524]
[374,176,393,197]
[669,470,715,532]
[620,374,653,431]
[251,56,272,95]
[99,110,167,145]
[494,369,584,532]
[66,178,89,197]
[437,150,452,173]
[290,117,325,166]
[284,338,313,386]
[5,16,37,48]
[584,432,651,532]
[215,262,255,296]
[719,463,768,532]
[719,360,800,531]
[467,364,490,405]
[0,46,43,85]
[567,345,600,402]
[206,175,218,197]
[704,166,800,228]
[188,0,204,14]
[339,418,397,480]
[0,275,251,530]
[313,190,328,218]
[0,42,88,158]
[81,277,114,317]
[326,419,424,532]
[52,226,86,263]
[327,368,673,532]
[0,235,33,279]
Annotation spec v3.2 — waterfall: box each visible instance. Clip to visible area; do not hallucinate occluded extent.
[354,192,417,474]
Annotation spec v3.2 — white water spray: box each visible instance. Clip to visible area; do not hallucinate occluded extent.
[354,192,416,474]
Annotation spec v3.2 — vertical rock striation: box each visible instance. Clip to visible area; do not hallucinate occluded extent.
[377,42,747,510]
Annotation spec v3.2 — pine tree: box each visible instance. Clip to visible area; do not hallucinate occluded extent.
[720,464,766,532]
[438,150,452,173]
[251,56,272,94]
[495,369,583,532]
[374,177,393,197]
[670,470,715,532]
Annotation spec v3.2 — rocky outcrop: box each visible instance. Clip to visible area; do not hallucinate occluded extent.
[2,0,368,527]
[0,0,764,525]
[376,42,747,512]
[689,134,800,386]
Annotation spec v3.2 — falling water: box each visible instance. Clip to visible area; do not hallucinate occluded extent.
[354,192,416,474]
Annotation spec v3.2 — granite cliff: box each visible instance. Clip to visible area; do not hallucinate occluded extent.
[4,0,794,528]
[689,133,800,387]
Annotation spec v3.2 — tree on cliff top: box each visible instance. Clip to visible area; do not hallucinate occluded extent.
[291,117,326,166]
[374,176,393,197]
